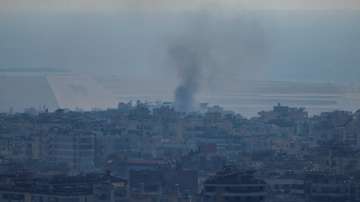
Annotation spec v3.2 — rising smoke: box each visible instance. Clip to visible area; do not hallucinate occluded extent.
[169,13,268,113]
[0,11,269,106]
[169,43,205,113]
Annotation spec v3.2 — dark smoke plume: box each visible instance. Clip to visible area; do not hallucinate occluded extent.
[168,13,268,113]
[169,44,204,113]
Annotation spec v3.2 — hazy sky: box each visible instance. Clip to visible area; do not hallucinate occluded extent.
[0,0,360,90]
[2,0,360,11]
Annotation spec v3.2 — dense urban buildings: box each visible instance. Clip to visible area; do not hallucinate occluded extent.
[1,102,360,201]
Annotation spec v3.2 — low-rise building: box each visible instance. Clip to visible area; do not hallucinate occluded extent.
[201,167,267,202]
[0,173,127,202]
[305,172,352,202]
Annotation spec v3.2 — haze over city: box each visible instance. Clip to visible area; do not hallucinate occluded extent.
[1,0,360,83]
[0,1,360,202]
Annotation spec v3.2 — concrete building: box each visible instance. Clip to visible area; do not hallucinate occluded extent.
[202,167,267,202]
[266,174,305,202]
[47,131,96,173]
[0,173,128,202]
[305,172,352,202]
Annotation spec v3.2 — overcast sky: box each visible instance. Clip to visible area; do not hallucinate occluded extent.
[2,0,360,11]
[0,0,359,89]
